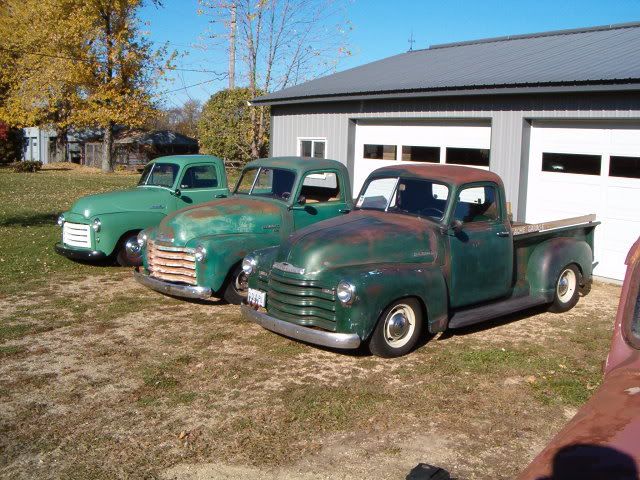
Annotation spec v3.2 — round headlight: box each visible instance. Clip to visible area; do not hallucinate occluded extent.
[194,245,207,262]
[57,214,65,226]
[242,255,257,275]
[336,281,355,304]
[137,231,148,248]
[92,218,101,232]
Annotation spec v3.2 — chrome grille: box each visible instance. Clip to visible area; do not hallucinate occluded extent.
[266,270,337,330]
[148,240,197,285]
[62,222,91,248]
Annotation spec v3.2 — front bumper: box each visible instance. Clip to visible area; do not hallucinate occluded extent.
[133,268,212,299]
[54,242,108,261]
[241,304,361,350]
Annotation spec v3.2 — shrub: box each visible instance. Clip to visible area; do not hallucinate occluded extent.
[0,124,24,165]
[13,161,43,173]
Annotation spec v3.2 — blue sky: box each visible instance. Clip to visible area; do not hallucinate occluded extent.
[142,0,640,107]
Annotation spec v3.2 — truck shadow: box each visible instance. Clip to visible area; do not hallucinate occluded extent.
[437,304,551,340]
[0,212,58,227]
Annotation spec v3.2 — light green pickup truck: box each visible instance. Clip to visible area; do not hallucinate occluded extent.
[55,155,228,265]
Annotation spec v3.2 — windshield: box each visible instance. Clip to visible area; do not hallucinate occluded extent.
[356,176,450,222]
[234,167,296,201]
[138,163,179,188]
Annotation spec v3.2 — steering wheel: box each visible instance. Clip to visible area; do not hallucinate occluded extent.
[281,192,291,200]
[420,207,444,218]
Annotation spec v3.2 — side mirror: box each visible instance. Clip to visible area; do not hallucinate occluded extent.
[172,188,181,197]
[451,219,463,233]
[288,195,307,211]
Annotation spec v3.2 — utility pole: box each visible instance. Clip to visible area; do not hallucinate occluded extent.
[228,1,236,89]
[408,30,415,52]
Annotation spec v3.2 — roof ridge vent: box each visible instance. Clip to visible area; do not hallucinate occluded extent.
[426,21,640,51]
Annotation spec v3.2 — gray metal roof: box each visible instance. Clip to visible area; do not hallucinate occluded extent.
[252,22,640,105]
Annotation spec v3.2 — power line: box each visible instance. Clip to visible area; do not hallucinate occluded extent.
[160,77,224,95]
[0,45,224,74]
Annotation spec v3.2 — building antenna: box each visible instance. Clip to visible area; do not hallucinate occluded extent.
[408,31,415,51]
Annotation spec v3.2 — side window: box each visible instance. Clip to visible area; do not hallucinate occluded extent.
[454,185,500,223]
[180,165,218,189]
[299,171,341,204]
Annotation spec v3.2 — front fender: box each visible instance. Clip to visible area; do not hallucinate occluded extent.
[328,263,449,340]
[191,233,281,292]
[526,237,594,299]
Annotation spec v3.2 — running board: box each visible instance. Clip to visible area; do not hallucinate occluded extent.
[448,295,549,329]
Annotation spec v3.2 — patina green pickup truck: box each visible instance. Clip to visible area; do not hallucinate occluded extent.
[55,155,228,265]
[134,157,353,304]
[242,164,599,357]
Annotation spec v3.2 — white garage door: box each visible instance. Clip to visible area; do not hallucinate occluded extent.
[526,122,640,281]
[353,121,492,194]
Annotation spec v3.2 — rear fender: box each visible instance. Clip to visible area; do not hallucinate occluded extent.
[526,237,594,299]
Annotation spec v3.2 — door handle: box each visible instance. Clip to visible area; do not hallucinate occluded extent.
[338,208,351,214]
[496,231,510,237]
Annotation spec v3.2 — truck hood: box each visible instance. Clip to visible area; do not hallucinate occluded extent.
[280,210,440,274]
[69,187,169,217]
[155,196,284,244]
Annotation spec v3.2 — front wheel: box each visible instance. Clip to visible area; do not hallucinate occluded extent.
[549,264,581,313]
[368,298,423,358]
[222,264,249,305]
[116,233,142,267]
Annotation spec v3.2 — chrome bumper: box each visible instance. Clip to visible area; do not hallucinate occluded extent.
[133,268,212,300]
[241,304,361,350]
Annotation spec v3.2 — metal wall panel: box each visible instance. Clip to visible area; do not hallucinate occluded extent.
[270,92,640,220]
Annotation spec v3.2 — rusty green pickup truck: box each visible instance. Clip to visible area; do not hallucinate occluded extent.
[242,164,599,358]
[134,157,353,304]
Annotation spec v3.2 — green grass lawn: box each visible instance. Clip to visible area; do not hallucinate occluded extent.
[0,165,138,295]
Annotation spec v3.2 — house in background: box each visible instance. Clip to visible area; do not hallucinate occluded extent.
[252,22,640,282]
[83,130,198,168]
[22,126,84,164]
[22,127,198,167]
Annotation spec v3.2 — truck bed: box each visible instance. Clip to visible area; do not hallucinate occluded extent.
[511,214,598,239]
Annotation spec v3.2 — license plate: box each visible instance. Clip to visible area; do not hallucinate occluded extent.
[247,288,266,307]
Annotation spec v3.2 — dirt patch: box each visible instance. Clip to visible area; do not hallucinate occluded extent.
[0,275,620,479]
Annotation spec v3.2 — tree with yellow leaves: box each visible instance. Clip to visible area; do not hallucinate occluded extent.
[0,0,171,172]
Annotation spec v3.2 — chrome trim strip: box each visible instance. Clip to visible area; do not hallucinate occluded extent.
[241,304,361,349]
[133,269,211,299]
[272,261,306,275]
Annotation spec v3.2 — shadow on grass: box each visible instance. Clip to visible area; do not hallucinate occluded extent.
[437,304,550,340]
[0,212,59,227]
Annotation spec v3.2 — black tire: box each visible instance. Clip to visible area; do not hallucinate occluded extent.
[222,263,249,305]
[368,298,423,358]
[116,233,142,267]
[549,264,581,313]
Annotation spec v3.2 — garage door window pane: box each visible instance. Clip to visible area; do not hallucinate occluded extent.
[402,146,440,163]
[609,156,640,179]
[542,152,601,175]
[446,147,490,166]
[364,144,397,160]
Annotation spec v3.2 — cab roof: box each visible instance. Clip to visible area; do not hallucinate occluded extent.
[245,156,347,173]
[369,163,503,187]
[150,154,222,167]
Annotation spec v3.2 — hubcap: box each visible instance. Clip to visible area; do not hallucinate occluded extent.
[557,268,577,303]
[235,271,248,294]
[384,304,416,348]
